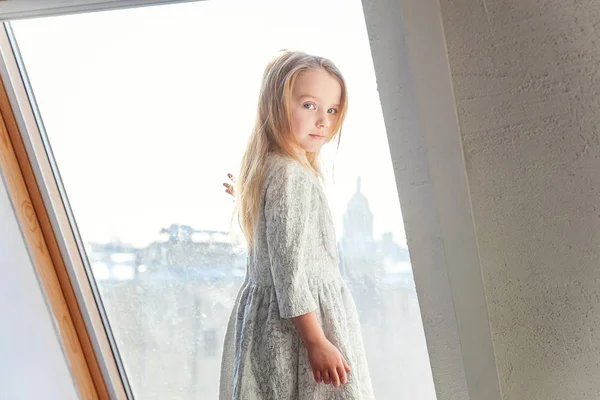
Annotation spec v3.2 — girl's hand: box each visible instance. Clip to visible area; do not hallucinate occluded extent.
[223,173,235,197]
[305,337,351,388]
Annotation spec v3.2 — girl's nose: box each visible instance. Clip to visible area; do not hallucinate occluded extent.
[316,114,329,129]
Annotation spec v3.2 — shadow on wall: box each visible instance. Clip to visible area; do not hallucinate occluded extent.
[439,0,600,399]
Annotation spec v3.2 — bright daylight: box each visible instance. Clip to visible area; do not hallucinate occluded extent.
[10,0,435,398]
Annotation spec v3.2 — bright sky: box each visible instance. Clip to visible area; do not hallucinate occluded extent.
[11,0,407,248]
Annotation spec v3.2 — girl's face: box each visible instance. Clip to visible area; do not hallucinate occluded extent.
[289,68,342,156]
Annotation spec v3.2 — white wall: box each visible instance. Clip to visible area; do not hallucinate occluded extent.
[0,174,78,400]
[439,0,600,399]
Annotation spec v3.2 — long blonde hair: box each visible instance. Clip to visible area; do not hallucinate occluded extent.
[234,50,348,247]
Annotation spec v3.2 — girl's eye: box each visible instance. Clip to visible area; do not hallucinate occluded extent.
[303,103,316,110]
[327,108,338,115]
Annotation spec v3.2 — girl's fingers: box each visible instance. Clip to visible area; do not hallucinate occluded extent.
[330,368,341,388]
[223,183,234,195]
[323,370,331,385]
[343,358,351,372]
[337,365,347,385]
[314,370,322,384]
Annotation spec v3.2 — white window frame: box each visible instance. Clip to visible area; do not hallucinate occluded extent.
[0,24,131,400]
[0,1,503,399]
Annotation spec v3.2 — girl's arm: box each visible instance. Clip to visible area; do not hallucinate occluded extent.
[291,311,326,345]
[292,312,351,388]
[265,164,350,387]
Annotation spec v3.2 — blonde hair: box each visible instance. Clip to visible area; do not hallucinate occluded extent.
[234,50,348,247]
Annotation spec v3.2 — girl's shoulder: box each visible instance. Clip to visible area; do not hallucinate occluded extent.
[264,153,329,206]
[265,153,317,184]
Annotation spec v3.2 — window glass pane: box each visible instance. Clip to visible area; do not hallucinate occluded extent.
[11,1,436,398]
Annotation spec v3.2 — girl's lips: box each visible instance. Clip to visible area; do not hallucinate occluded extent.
[309,134,324,139]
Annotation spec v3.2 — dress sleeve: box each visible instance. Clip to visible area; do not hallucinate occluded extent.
[264,163,318,318]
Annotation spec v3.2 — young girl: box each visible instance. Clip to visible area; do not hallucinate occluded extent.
[219,50,375,399]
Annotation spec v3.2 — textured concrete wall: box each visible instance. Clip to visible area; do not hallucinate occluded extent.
[439,1,600,399]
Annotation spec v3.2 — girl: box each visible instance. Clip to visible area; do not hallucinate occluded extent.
[220,50,375,400]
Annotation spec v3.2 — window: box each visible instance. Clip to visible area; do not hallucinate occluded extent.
[7,1,436,398]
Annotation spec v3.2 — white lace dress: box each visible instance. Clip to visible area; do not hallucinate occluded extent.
[219,153,375,400]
